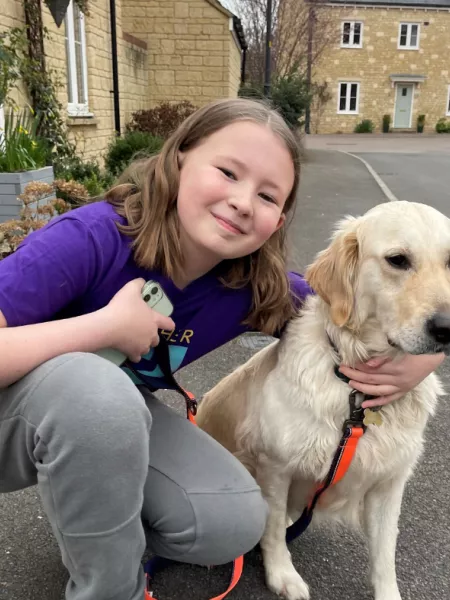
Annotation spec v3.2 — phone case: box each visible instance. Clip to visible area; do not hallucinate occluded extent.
[95,281,173,366]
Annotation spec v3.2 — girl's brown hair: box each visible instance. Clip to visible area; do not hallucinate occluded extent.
[106,98,301,335]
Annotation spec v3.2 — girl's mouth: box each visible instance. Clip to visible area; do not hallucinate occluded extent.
[213,215,245,234]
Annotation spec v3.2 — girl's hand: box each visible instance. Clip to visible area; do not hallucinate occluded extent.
[339,353,445,408]
[102,278,175,363]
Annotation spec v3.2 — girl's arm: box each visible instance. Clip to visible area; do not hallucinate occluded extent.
[0,308,115,388]
[339,353,446,408]
[0,279,175,389]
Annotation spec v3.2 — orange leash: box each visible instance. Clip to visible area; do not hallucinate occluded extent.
[286,390,367,542]
[142,338,245,600]
[144,342,367,597]
[144,396,244,600]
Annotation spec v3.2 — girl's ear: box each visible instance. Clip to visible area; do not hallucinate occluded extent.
[275,213,286,231]
[177,151,185,168]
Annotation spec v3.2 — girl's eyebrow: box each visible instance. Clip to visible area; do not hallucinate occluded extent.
[215,156,284,193]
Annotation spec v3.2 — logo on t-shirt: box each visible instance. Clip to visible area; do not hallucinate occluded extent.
[122,328,194,387]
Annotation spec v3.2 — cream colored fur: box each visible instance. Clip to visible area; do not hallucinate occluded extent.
[197,201,450,600]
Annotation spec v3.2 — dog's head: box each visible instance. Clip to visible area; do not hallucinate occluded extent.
[305,201,450,355]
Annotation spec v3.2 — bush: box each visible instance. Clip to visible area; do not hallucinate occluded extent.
[435,118,450,133]
[0,181,71,259]
[417,114,426,133]
[104,130,164,177]
[54,156,114,198]
[127,101,197,139]
[354,119,374,133]
[382,114,391,133]
[239,70,310,130]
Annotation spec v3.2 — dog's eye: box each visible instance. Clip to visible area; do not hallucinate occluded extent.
[385,254,410,269]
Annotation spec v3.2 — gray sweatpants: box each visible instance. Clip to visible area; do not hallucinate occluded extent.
[0,353,267,600]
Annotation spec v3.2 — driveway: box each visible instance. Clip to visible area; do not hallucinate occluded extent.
[1,148,449,600]
[304,133,450,214]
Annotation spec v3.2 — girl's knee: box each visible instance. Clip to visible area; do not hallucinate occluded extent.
[146,485,268,566]
[26,352,152,454]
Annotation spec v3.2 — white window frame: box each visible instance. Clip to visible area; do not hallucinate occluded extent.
[337,82,360,114]
[341,21,363,48]
[447,85,450,116]
[398,23,420,50]
[65,0,90,116]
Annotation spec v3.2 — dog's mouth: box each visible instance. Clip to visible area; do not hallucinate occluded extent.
[388,336,449,355]
[387,337,401,350]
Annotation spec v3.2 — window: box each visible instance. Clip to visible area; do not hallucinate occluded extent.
[338,82,360,114]
[447,86,450,116]
[398,23,420,49]
[65,0,89,115]
[341,21,363,48]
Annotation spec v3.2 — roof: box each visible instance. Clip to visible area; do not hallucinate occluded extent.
[326,0,450,7]
[206,0,248,51]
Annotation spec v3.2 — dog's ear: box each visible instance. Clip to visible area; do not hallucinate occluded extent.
[305,219,359,327]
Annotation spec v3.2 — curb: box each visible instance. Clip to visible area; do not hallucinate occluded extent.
[339,151,399,202]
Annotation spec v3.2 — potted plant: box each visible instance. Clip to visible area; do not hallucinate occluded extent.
[0,107,53,223]
[382,114,391,133]
[417,114,426,133]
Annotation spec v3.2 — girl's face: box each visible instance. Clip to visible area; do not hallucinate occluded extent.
[177,121,295,269]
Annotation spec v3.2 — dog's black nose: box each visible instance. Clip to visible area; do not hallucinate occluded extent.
[427,312,450,345]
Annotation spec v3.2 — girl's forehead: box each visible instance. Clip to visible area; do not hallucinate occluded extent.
[197,121,292,161]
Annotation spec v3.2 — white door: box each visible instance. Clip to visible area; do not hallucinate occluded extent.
[394,84,414,128]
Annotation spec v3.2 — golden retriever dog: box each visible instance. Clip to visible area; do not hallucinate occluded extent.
[197,201,449,600]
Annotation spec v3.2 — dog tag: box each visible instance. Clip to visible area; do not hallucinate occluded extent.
[363,408,383,427]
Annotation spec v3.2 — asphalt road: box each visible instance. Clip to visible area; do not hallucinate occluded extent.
[354,152,450,212]
[1,149,449,600]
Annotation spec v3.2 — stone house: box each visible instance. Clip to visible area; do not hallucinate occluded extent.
[310,0,450,134]
[1,0,246,161]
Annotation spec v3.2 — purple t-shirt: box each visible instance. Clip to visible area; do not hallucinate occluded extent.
[0,201,313,389]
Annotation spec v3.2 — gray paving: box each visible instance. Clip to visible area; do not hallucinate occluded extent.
[354,152,450,212]
[1,149,449,600]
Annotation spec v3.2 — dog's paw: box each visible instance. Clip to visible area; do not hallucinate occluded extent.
[265,561,310,600]
[375,590,402,600]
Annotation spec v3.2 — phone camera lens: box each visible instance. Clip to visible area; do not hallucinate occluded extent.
[143,294,150,302]
[151,286,158,295]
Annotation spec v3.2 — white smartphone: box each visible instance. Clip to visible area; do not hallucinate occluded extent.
[95,280,174,366]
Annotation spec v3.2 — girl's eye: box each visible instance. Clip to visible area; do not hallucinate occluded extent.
[259,193,277,204]
[218,167,236,180]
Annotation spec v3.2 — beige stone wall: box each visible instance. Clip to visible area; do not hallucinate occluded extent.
[0,0,28,107]
[123,0,242,108]
[312,6,450,134]
[1,0,242,163]
[41,0,148,162]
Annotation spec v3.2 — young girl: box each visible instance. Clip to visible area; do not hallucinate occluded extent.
[0,98,443,600]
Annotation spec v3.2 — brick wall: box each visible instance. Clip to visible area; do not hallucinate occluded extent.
[0,0,242,164]
[123,0,242,106]
[312,5,450,134]
[0,0,28,106]
[42,0,149,162]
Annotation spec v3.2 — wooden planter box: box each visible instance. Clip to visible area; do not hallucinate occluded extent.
[0,166,54,223]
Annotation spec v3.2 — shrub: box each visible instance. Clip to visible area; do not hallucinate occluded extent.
[0,181,71,259]
[239,71,311,130]
[0,108,50,173]
[55,156,115,198]
[127,101,197,139]
[417,114,426,133]
[104,130,164,177]
[435,118,450,133]
[382,114,391,133]
[54,178,90,206]
[354,119,374,133]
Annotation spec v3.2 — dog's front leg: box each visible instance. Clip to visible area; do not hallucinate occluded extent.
[258,462,310,600]
[364,475,409,600]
